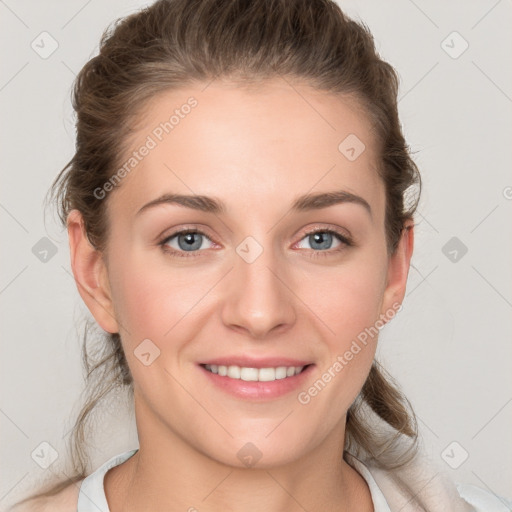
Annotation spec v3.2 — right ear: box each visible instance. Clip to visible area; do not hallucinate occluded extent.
[67,209,119,334]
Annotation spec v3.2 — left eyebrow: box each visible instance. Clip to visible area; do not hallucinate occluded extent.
[136,190,372,220]
[291,190,372,220]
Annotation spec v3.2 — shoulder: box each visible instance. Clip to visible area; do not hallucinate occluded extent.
[351,449,512,512]
[456,482,512,512]
[8,480,84,512]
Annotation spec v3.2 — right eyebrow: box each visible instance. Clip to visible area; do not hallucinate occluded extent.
[136,193,224,216]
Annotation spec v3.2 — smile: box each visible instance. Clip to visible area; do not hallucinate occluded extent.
[203,364,306,382]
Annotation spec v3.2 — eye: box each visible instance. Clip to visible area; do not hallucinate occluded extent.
[160,229,216,257]
[159,227,353,259]
[294,228,352,257]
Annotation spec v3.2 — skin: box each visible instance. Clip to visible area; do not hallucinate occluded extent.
[67,78,414,512]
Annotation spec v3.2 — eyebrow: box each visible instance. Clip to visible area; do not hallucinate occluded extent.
[136,190,372,219]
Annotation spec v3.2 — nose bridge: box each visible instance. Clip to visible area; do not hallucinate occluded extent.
[221,235,296,337]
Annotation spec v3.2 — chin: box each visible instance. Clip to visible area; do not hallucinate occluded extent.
[200,431,313,470]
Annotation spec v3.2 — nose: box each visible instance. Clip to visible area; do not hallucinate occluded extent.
[220,240,297,339]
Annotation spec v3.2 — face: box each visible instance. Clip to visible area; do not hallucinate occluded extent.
[69,78,412,469]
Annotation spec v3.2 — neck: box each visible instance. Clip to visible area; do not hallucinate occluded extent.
[104,399,374,512]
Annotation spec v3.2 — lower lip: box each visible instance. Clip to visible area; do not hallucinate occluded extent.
[199,364,314,401]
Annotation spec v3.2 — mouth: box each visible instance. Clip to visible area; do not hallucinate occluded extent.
[201,363,311,382]
[198,362,314,401]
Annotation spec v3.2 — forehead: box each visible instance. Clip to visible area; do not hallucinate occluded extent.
[107,79,384,220]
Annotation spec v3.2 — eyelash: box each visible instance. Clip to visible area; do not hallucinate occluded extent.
[159,227,353,259]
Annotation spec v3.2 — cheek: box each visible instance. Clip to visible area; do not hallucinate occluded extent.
[299,254,387,346]
[107,249,218,340]
[295,260,385,419]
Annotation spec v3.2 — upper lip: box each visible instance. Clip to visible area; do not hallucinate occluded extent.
[200,357,313,368]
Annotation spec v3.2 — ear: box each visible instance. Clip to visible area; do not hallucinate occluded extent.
[380,219,415,318]
[67,209,119,334]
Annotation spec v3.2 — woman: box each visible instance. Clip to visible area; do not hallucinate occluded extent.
[11,0,511,510]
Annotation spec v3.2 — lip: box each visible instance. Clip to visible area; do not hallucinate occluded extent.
[198,362,315,401]
[199,357,313,368]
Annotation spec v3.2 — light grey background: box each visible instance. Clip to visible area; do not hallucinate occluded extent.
[1,0,511,508]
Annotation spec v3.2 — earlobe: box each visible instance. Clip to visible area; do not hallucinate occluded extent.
[380,220,415,318]
[67,209,119,334]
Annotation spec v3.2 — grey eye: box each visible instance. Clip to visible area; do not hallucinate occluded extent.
[164,231,213,252]
[296,231,342,251]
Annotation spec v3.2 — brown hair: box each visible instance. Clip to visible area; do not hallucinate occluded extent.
[14,0,422,505]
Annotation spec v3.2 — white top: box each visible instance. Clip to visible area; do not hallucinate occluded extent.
[76,449,512,511]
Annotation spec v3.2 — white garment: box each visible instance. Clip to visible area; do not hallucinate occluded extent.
[76,449,512,511]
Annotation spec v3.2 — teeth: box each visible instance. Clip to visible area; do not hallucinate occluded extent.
[204,364,305,382]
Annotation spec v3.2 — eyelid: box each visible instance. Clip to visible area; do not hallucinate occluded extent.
[159,224,217,244]
[293,224,353,245]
